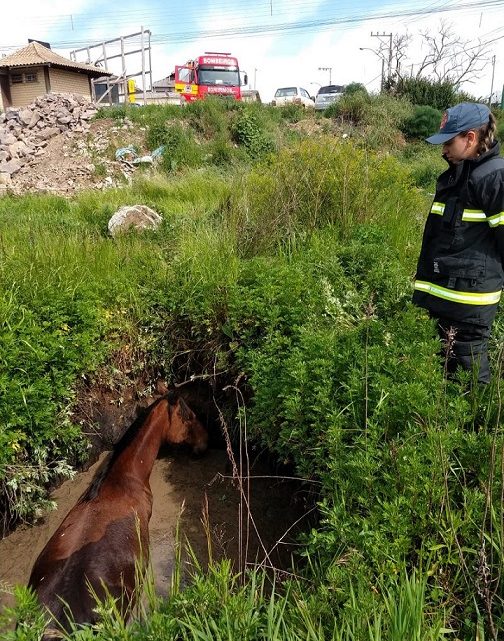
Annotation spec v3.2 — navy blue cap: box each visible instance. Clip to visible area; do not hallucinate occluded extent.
[426,102,491,144]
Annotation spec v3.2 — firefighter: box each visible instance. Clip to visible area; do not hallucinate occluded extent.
[413,102,504,383]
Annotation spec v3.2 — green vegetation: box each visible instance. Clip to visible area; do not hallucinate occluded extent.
[392,77,461,111]
[0,552,454,640]
[401,105,443,141]
[324,93,413,149]
[1,96,504,639]
[344,82,368,96]
[496,112,504,143]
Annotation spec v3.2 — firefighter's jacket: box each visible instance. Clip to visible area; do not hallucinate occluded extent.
[413,141,504,327]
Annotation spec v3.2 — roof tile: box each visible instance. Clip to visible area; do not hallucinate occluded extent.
[0,42,112,76]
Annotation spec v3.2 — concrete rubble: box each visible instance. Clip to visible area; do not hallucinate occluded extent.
[108,205,163,237]
[0,93,146,195]
[0,93,97,178]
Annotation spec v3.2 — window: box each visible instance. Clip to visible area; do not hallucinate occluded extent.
[177,67,193,84]
[318,85,345,95]
[274,87,297,97]
[10,72,38,85]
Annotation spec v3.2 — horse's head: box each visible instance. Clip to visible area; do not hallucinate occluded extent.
[165,391,208,455]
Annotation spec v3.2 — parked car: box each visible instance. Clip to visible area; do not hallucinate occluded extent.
[271,86,314,108]
[314,84,345,110]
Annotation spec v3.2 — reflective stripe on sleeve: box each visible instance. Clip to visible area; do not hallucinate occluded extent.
[462,209,486,222]
[429,201,504,225]
[487,211,504,227]
[430,202,444,215]
[430,203,487,222]
[414,280,502,305]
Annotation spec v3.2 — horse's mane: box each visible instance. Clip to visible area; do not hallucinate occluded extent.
[78,394,172,503]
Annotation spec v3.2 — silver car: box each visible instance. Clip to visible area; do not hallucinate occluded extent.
[314,84,345,110]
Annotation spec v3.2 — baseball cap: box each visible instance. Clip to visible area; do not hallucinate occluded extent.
[425,102,491,144]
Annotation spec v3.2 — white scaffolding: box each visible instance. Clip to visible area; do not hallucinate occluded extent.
[70,27,152,105]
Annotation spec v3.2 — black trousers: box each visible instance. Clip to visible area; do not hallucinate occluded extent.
[435,317,491,384]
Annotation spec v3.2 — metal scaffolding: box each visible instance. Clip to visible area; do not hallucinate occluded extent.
[70,27,152,105]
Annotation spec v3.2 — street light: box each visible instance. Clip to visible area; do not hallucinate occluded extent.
[359,47,385,92]
[318,66,332,85]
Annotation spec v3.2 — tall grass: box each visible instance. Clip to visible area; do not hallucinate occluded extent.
[227,137,427,258]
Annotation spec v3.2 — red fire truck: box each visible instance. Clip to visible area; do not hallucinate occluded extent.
[174,52,247,103]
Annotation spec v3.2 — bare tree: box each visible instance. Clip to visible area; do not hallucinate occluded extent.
[391,33,411,81]
[366,33,410,87]
[414,21,491,87]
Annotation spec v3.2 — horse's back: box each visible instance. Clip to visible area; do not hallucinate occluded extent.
[29,500,148,629]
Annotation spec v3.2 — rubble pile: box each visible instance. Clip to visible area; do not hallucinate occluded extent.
[0,93,97,186]
[0,93,147,194]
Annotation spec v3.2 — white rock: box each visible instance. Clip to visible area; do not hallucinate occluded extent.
[108,205,163,237]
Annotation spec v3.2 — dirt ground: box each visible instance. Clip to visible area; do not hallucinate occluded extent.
[0,447,311,610]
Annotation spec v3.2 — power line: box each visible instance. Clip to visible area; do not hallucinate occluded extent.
[2,0,504,52]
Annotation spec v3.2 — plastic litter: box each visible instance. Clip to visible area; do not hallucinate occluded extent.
[115,146,137,161]
[132,156,153,165]
[151,145,166,159]
[115,144,165,167]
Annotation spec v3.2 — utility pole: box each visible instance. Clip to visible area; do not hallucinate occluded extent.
[371,31,392,88]
[488,55,496,106]
[318,66,332,85]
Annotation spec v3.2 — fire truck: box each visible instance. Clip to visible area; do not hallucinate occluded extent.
[174,52,247,103]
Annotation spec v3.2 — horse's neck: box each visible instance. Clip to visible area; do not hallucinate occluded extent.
[108,401,168,488]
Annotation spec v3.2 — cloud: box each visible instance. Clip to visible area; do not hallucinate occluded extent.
[2,0,95,51]
[3,0,503,104]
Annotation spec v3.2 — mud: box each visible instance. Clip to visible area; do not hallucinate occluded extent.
[0,447,311,610]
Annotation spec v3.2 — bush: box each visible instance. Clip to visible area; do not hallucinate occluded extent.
[360,94,413,149]
[496,115,504,143]
[325,90,370,123]
[231,110,275,159]
[325,93,412,149]
[183,96,234,139]
[160,124,203,172]
[206,135,241,166]
[401,105,442,140]
[275,103,308,123]
[344,82,368,96]
[228,137,425,256]
[392,77,458,110]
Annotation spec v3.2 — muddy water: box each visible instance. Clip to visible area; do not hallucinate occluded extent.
[0,448,309,610]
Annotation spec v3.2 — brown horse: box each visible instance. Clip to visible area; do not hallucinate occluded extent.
[28,390,208,638]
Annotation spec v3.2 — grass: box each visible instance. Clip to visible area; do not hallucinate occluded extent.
[1,101,504,638]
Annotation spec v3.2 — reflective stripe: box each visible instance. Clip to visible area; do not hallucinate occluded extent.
[487,211,504,227]
[462,209,486,222]
[430,201,504,225]
[414,280,502,305]
[431,203,487,222]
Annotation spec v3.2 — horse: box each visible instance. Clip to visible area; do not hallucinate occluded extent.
[27,390,208,638]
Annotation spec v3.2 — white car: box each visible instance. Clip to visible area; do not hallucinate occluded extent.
[314,84,345,111]
[271,86,315,108]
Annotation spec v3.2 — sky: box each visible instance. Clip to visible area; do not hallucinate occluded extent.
[2,0,504,105]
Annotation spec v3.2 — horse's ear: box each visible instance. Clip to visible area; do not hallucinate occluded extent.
[166,390,178,406]
[178,396,195,422]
